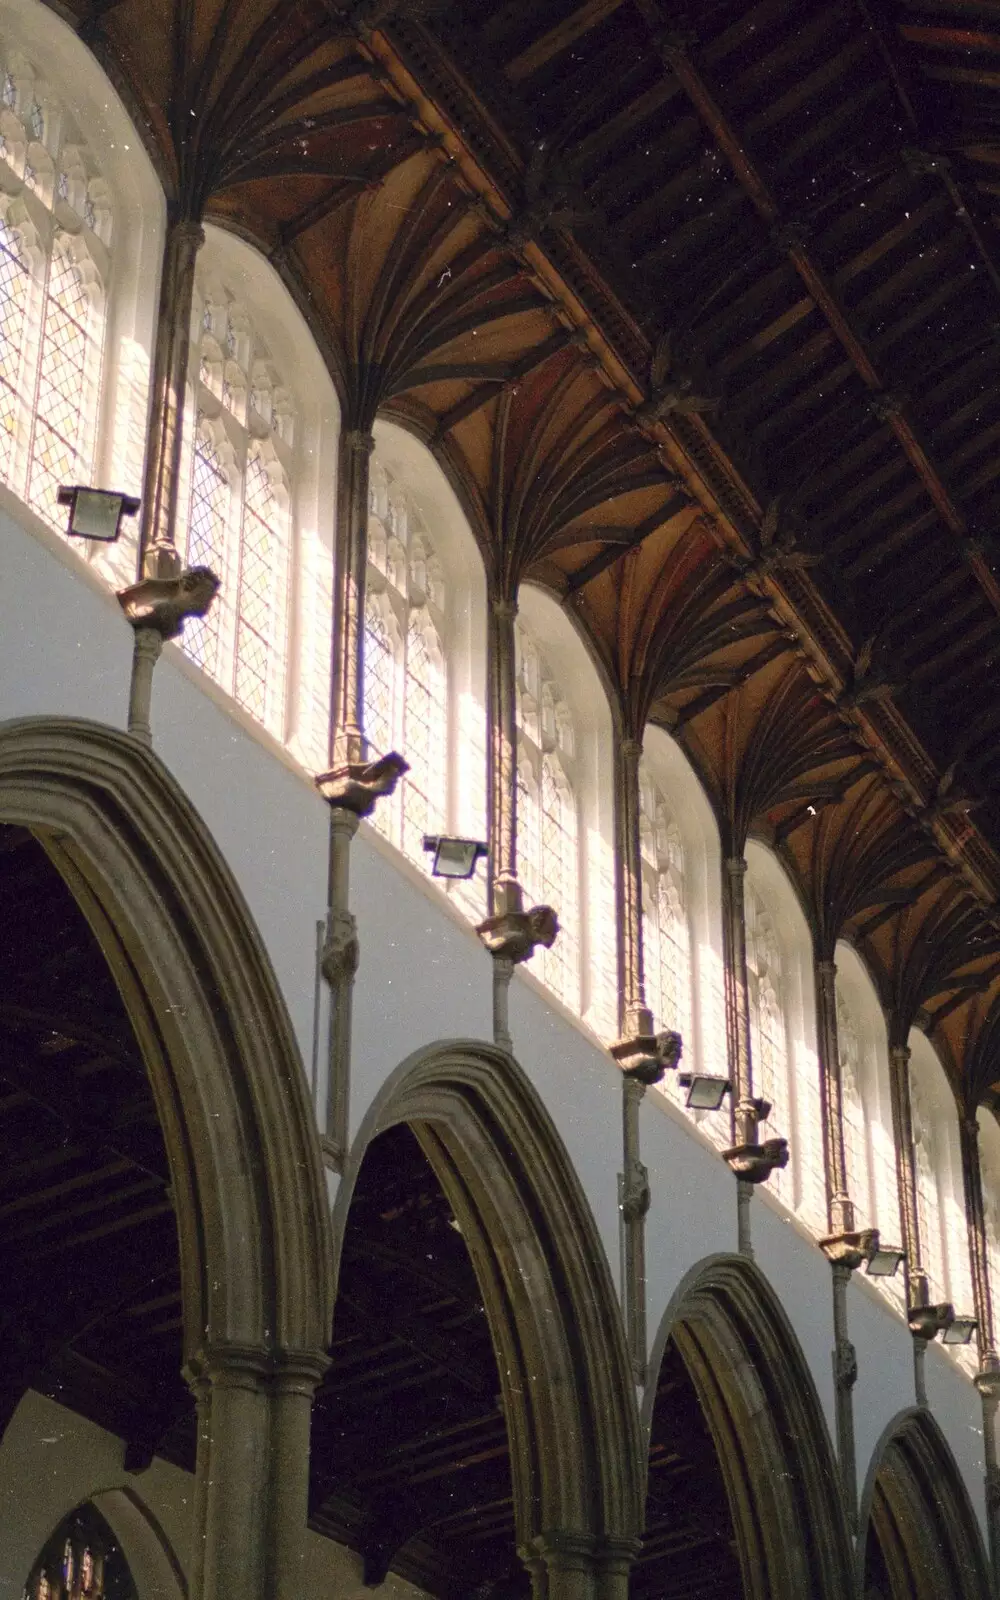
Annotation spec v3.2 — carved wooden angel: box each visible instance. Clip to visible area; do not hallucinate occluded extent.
[635,329,720,424]
[727,497,821,591]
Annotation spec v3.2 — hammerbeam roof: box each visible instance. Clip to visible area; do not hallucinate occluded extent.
[61,0,1000,1098]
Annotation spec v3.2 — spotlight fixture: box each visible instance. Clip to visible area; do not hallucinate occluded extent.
[677,1071,731,1112]
[422,835,489,880]
[865,1243,905,1278]
[942,1315,978,1347]
[57,485,140,543]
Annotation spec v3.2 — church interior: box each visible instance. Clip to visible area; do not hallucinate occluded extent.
[4,0,1000,1596]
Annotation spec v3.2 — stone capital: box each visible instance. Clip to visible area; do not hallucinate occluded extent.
[344,428,375,457]
[184,1341,329,1395]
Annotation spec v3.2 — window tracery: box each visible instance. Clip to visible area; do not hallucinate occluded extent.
[911,1073,949,1304]
[180,281,292,735]
[515,620,580,1009]
[363,458,448,868]
[746,881,789,1154]
[22,1504,135,1600]
[0,47,108,529]
[639,761,691,1046]
[837,987,872,1227]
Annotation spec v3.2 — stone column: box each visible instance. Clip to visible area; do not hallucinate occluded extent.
[185,1345,327,1600]
[138,216,205,580]
[330,427,375,769]
[720,854,787,1190]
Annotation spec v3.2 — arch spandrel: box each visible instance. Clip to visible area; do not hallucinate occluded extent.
[858,1408,991,1600]
[333,1039,644,1556]
[643,1252,854,1600]
[0,714,333,1361]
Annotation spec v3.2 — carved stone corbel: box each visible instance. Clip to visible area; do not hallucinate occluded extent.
[316,751,409,818]
[721,1135,789,1184]
[908,1302,955,1341]
[820,1227,879,1271]
[117,563,220,745]
[610,1026,682,1082]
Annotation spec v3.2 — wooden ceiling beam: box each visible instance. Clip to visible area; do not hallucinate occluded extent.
[0,1050,169,1184]
[505,0,627,84]
[643,20,1000,642]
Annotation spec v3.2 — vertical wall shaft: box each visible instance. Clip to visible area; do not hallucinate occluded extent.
[815,957,854,1236]
[486,593,520,915]
[961,1114,998,1362]
[330,427,374,768]
[888,1042,927,1310]
[138,217,204,577]
[614,733,650,1038]
[722,855,755,1146]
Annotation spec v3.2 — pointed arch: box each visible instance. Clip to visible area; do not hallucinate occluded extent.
[0,715,332,1362]
[643,1253,853,1600]
[858,1409,990,1600]
[333,1039,644,1561]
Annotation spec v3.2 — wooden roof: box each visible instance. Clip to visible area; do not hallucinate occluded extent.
[46,0,1000,1092]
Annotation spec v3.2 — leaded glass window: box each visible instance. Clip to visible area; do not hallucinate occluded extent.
[0,49,108,528]
[838,987,871,1227]
[179,281,292,735]
[911,1073,948,1303]
[639,763,691,1043]
[183,421,229,676]
[746,882,789,1155]
[28,236,92,518]
[0,213,28,478]
[402,611,447,861]
[363,458,449,869]
[22,1503,136,1600]
[516,622,580,1009]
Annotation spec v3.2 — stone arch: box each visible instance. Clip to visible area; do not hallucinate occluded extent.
[0,714,332,1362]
[643,1253,854,1600]
[333,1039,645,1575]
[91,1488,187,1600]
[857,1408,990,1600]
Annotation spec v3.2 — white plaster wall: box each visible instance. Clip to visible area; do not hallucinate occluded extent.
[751,1192,838,1441]
[0,1392,433,1600]
[924,1337,989,1537]
[0,499,992,1549]
[848,1272,919,1504]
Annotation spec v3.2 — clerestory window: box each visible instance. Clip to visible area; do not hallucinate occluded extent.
[515,620,580,1010]
[0,48,110,530]
[179,279,293,737]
